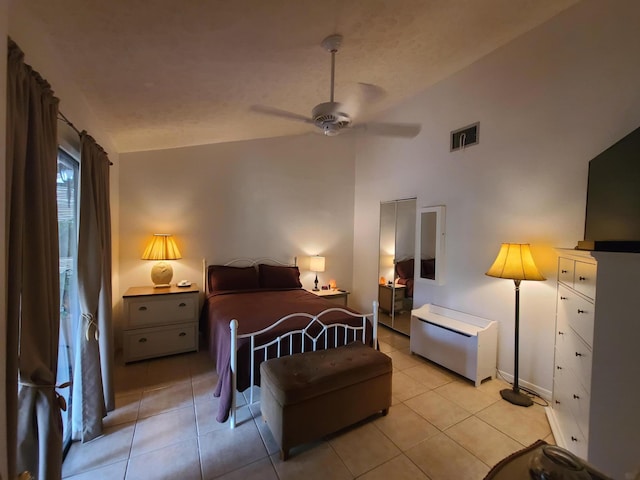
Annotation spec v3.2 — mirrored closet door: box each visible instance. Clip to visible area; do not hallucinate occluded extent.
[378,198,416,336]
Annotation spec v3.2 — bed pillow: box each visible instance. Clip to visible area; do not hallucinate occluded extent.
[395,258,414,280]
[258,264,302,289]
[208,265,259,292]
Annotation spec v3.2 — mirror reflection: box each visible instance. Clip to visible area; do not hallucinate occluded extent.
[417,205,445,285]
[378,198,416,336]
[419,211,437,280]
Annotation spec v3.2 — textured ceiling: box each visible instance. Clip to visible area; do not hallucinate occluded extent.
[24,0,578,153]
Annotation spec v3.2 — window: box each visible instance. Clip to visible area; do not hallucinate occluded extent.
[56,148,79,454]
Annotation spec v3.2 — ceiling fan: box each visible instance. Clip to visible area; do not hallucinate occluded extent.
[250,34,421,138]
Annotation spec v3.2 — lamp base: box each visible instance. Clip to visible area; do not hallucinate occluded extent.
[150,261,174,287]
[500,388,533,407]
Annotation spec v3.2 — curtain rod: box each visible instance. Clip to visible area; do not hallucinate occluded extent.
[57,112,113,166]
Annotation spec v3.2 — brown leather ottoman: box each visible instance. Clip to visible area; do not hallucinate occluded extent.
[260,341,392,460]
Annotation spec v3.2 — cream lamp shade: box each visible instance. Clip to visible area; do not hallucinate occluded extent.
[485,243,545,407]
[309,255,325,291]
[309,256,326,273]
[142,234,182,287]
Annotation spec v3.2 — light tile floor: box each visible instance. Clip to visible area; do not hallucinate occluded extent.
[62,327,554,480]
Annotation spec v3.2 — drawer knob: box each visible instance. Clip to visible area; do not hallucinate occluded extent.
[555,400,561,404]
[138,306,148,311]
[578,276,586,281]
[138,337,147,343]
[571,436,578,442]
[560,296,568,300]
[573,394,580,399]
[556,366,563,370]
[558,331,564,335]
[575,352,583,357]
[179,302,187,307]
[561,269,568,274]
[179,332,186,337]
[577,309,585,314]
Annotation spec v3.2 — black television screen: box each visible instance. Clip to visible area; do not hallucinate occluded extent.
[582,126,640,252]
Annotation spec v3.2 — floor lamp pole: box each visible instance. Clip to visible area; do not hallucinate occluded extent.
[500,279,533,407]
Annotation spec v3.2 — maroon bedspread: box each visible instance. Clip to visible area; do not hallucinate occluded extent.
[200,288,370,423]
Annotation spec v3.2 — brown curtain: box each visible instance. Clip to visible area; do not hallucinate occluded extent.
[6,39,62,480]
[71,132,114,442]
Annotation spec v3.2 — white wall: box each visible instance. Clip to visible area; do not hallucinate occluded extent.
[353,0,640,395]
[118,133,356,340]
[1,0,9,476]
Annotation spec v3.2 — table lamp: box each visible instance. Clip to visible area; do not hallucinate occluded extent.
[309,255,325,291]
[142,234,182,287]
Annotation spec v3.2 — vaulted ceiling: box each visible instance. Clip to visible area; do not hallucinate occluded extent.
[24,0,578,152]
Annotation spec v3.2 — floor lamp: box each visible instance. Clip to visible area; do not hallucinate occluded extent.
[486,243,546,407]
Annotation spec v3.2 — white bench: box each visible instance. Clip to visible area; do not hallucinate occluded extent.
[410,304,497,386]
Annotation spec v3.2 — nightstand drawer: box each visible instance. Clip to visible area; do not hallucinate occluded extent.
[126,293,197,328]
[124,322,197,362]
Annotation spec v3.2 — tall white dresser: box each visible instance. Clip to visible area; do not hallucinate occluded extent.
[546,249,640,479]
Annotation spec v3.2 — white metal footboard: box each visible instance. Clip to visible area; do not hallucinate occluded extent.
[229,300,379,428]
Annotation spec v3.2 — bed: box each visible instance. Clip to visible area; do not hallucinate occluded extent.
[200,258,378,427]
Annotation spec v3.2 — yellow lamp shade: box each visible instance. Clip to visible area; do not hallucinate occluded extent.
[485,243,545,281]
[142,234,182,260]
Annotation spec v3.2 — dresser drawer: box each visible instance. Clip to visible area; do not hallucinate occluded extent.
[126,292,197,328]
[574,261,596,300]
[564,370,591,438]
[557,328,592,392]
[558,257,575,287]
[552,373,589,460]
[124,322,197,362]
[557,285,594,346]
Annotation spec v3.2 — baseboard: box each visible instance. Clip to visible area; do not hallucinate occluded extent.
[545,407,565,449]
[496,369,552,402]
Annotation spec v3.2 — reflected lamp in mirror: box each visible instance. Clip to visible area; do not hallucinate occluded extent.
[142,234,182,288]
[486,243,545,407]
[309,255,325,291]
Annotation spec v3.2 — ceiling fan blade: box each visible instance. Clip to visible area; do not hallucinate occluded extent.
[250,105,314,124]
[354,122,421,138]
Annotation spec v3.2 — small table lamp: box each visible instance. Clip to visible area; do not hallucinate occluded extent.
[309,255,325,291]
[486,243,545,407]
[142,234,182,287]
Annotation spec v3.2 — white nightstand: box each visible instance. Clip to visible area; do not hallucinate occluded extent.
[123,284,199,363]
[307,288,350,307]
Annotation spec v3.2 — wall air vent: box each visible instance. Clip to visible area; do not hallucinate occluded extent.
[450,122,479,152]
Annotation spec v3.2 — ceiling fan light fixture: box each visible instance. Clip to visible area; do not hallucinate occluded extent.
[312,102,351,135]
[323,124,341,136]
